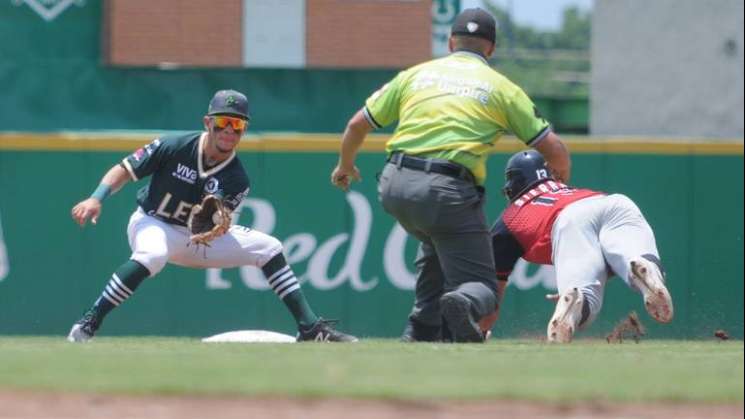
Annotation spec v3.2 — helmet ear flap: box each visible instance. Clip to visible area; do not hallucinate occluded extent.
[503,168,524,201]
[502,185,512,200]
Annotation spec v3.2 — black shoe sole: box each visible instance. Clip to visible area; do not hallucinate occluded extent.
[441,293,484,343]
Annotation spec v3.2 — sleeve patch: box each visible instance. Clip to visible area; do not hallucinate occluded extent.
[132,148,145,161]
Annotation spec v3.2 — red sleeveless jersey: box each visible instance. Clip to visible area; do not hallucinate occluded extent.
[501,180,603,264]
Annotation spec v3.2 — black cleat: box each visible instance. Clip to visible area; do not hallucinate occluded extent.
[440,292,485,343]
[401,318,442,342]
[67,309,100,343]
[297,319,358,342]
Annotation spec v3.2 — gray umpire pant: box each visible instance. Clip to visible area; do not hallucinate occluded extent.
[377,161,498,328]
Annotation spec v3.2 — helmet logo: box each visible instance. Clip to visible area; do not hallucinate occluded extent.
[467,22,479,33]
[536,169,549,179]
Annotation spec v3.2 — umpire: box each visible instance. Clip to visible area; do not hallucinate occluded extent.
[331,8,571,342]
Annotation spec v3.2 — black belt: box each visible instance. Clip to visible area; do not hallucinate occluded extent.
[387,152,474,182]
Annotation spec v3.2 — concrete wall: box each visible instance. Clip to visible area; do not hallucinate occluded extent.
[243,0,306,68]
[591,0,744,138]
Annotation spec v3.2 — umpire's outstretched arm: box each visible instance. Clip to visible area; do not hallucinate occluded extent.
[534,132,571,183]
[331,109,373,191]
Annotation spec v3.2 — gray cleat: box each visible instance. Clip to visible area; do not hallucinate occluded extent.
[629,257,674,323]
[547,287,584,343]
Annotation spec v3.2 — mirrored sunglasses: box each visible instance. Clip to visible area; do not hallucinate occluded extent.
[213,116,247,131]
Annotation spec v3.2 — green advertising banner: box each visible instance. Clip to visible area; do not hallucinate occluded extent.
[0,134,742,340]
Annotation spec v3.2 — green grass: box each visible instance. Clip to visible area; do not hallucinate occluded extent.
[0,338,741,403]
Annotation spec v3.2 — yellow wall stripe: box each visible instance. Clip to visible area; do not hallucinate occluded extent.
[0,132,742,155]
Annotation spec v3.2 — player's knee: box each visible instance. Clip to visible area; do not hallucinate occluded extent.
[132,250,168,276]
[250,235,284,268]
[264,235,283,255]
[453,281,498,317]
[613,193,640,212]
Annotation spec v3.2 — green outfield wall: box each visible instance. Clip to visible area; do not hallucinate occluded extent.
[0,134,742,339]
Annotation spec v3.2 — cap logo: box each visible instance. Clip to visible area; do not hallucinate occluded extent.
[467,22,479,33]
[226,95,237,106]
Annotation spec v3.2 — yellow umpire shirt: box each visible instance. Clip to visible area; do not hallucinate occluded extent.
[363,51,550,185]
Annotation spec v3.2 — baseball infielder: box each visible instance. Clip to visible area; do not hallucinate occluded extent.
[479,150,674,342]
[68,90,357,343]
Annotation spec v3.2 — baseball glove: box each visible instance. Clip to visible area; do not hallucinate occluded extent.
[187,194,231,245]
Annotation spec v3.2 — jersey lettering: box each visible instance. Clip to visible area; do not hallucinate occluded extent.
[173,164,197,184]
[411,70,493,105]
[156,193,174,218]
[154,192,194,223]
[172,201,193,224]
[515,182,570,207]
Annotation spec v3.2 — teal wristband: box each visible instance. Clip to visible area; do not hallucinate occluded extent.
[90,184,112,202]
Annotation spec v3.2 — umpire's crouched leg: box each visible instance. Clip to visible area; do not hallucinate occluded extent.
[441,282,498,343]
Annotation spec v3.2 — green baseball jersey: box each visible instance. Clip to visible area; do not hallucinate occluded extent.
[121,132,250,226]
[363,51,551,184]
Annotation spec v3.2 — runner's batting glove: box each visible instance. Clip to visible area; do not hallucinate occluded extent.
[187,194,231,245]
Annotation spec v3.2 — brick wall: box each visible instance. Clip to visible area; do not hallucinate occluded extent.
[105,0,432,68]
[105,0,243,67]
[306,0,431,68]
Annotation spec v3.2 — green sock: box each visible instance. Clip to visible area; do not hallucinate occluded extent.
[261,253,318,328]
[91,259,150,321]
[282,289,319,329]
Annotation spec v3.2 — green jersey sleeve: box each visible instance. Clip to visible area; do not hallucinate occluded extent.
[122,137,169,181]
[502,88,551,145]
[363,72,405,128]
[217,176,250,211]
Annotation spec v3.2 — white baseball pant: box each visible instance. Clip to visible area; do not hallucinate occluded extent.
[126,207,283,276]
[550,194,660,328]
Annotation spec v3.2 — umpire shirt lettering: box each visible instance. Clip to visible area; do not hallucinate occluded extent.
[364,51,551,185]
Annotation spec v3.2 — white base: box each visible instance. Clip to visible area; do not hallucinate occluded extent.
[202,330,296,343]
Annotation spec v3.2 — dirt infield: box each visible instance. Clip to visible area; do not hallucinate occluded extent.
[0,391,742,419]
